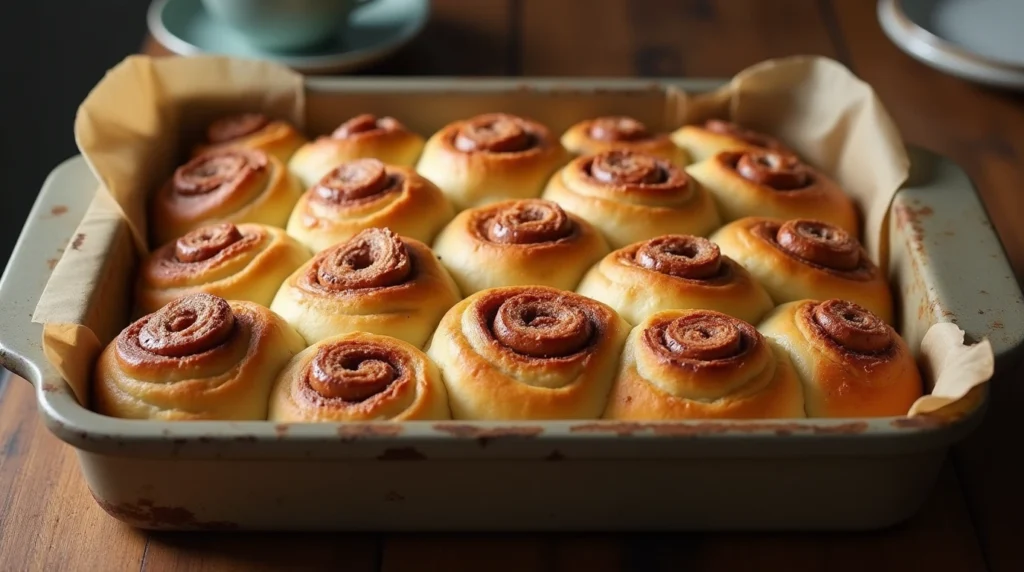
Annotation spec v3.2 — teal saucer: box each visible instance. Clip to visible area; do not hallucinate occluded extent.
[148,0,429,73]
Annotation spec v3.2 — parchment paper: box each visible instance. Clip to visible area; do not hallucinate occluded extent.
[31,54,995,419]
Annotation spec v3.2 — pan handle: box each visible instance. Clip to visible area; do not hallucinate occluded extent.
[0,155,98,386]
[893,146,1024,371]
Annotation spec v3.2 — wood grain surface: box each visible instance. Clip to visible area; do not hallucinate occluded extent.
[4,1,1023,570]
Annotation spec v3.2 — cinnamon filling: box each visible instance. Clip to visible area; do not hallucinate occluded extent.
[174,223,244,263]
[733,150,812,190]
[478,199,575,244]
[312,159,396,204]
[491,292,595,358]
[206,113,270,144]
[589,150,666,184]
[312,227,412,291]
[634,235,722,279]
[644,311,755,364]
[453,114,533,153]
[811,299,892,354]
[173,149,267,196]
[136,293,235,357]
[308,342,402,401]
[331,114,403,139]
[703,119,786,151]
[775,220,860,270]
[587,116,650,142]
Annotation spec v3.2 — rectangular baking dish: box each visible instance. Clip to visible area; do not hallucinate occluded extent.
[1,77,1022,531]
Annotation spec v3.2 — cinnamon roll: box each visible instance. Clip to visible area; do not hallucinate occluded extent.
[289,114,426,188]
[136,222,312,315]
[432,199,609,295]
[603,309,805,420]
[561,116,689,166]
[415,113,568,210]
[93,293,306,420]
[576,234,774,326]
[269,331,450,422]
[270,227,461,348]
[286,158,454,252]
[759,299,922,418]
[711,218,893,324]
[426,286,630,420]
[687,148,859,237]
[670,119,794,163]
[150,148,304,246]
[193,113,307,164]
[541,149,721,248]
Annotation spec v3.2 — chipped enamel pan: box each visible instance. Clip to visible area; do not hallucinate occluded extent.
[1,78,1022,531]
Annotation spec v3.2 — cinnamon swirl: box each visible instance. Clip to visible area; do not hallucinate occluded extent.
[289,114,426,188]
[561,116,689,166]
[193,112,307,164]
[426,286,630,420]
[269,331,450,421]
[286,158,454,252]
[670,119,794,163]
[432,199,609,295]
[603,309,805,420]
[688,148,859,236]
[577,234,774,325]
[541,149,721,248]
[93,293,306,420]
[136,222,312,314]
[150,147,304,246]
[270,227,461,347]
[759,299,922,417]
[415,113,568,209]
[711,217,893,323]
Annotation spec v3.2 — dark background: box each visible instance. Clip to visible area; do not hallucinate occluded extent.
[0,2,150,268]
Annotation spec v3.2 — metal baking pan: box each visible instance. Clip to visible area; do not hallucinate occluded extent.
[1,78,1022,531]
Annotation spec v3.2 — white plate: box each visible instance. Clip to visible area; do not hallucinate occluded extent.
[878,0,1024,91]
[147,0,429,74]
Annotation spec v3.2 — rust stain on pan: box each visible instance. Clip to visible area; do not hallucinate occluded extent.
[274,424,290,438]
[70,233,86,250]
[337,424,404,441]
[991,321,1005,329]
[46,258,60,270]
[42,383,61,392]
[93,495,238,530]
[49,205,68,216]
[433,424,545,447]
[891,416,946,429]
[377,447,427,461]
[569,421,869,437]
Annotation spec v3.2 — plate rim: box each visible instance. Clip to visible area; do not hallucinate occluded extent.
[878,0,1024,90]
[147,0,430,72]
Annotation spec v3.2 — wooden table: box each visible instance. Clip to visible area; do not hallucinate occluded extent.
[3,1,1023,570]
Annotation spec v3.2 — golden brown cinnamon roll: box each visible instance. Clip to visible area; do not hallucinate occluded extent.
[759,299,922,418]
[670,119,794,163]
[289,114,426,188]
[577,234,773,326]
[426,286,630,420]
[93,293,306,420]
[136,222,311,315]
[711,217,893,323]
[415,113,568,210]
[603,309,805,420]
[286,158,454,252]
[561,116,689,166]
[687,149,859,237]
[150,148,304,246]
[269,331,450,422]
[270,227,461,347]
[193,113,307,164]
[432,199,609,295]
[541,149,721,248]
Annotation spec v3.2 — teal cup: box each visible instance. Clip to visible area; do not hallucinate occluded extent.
[201,0,378,51]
